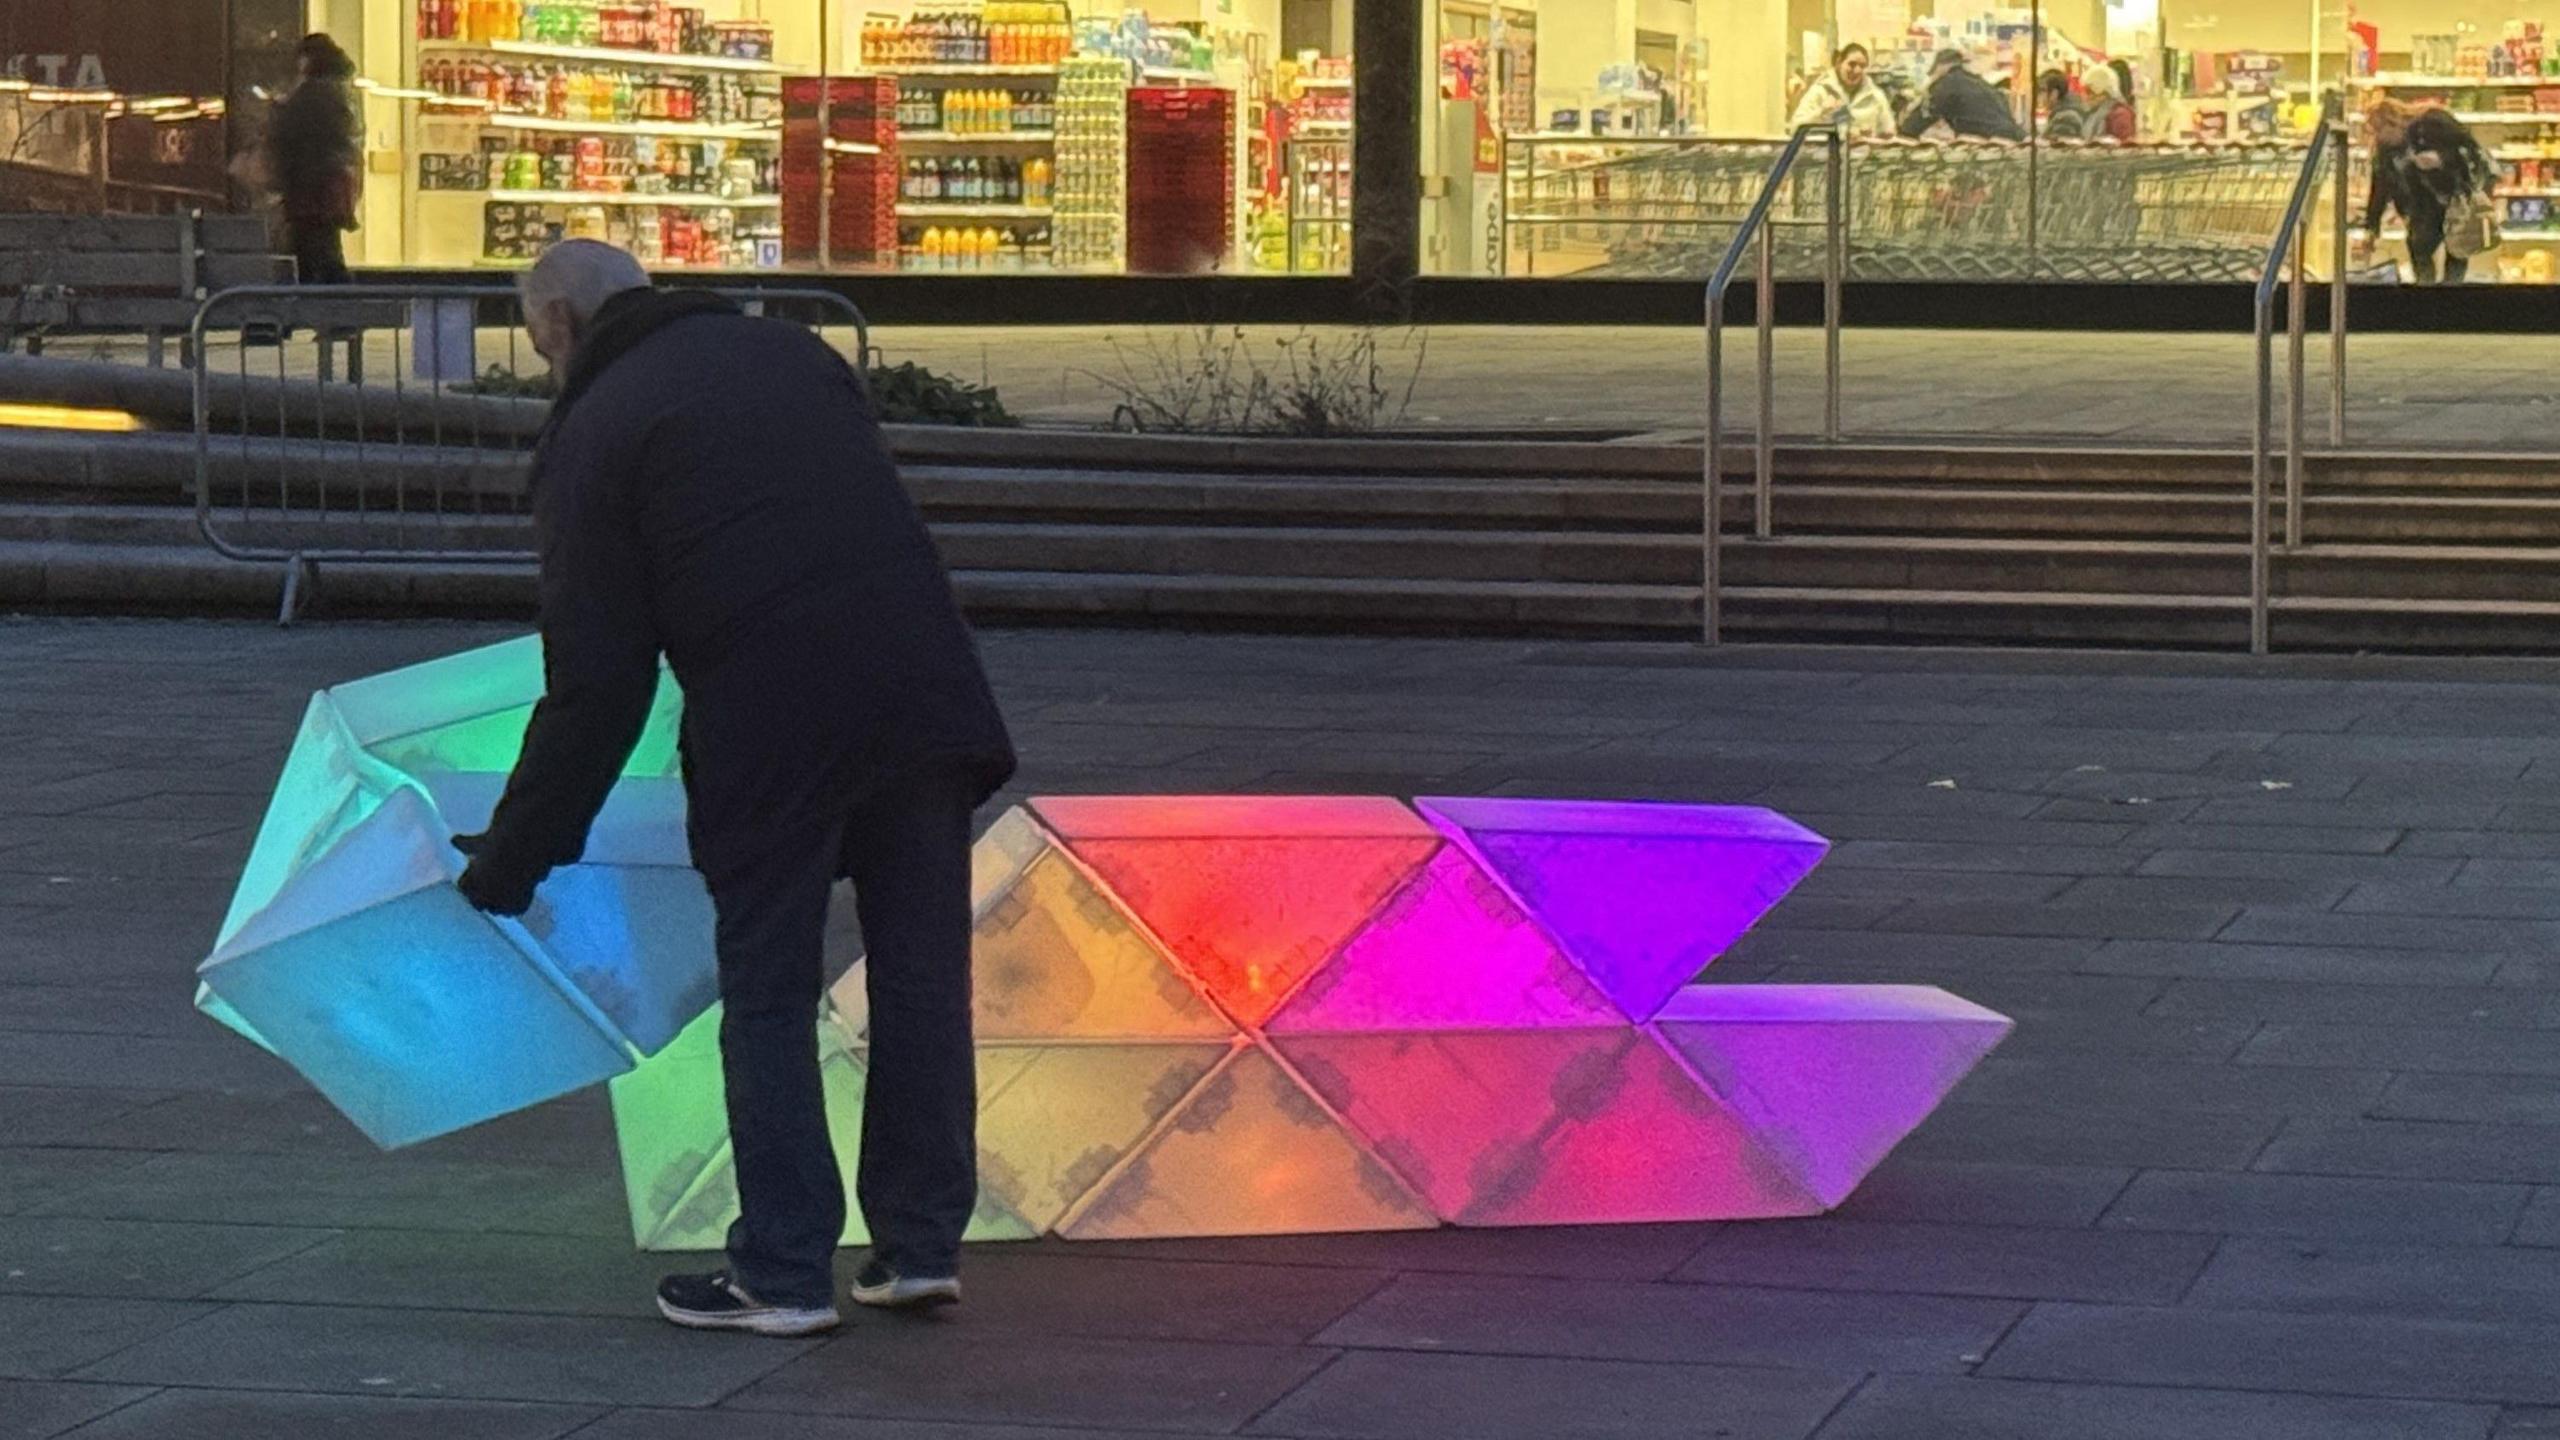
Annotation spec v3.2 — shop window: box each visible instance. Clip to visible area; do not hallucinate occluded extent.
[315,0,1337,275]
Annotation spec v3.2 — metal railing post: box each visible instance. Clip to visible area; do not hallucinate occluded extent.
[2252,300,2274,657]
[2286,219,2309,551]
[2248,93,2342,655]
[2329,119,2349,447]
[1823,128,1844,444]
[1703,298,1724,647]
[1755,218,1776,540]
[1700,124,1819,647]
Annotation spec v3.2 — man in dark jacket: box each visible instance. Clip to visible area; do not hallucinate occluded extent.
[1900,49,2026,142]
[264,34,363,283]
[454,240,1015,1337]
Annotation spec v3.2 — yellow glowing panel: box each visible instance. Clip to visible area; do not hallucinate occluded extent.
[0,403,143,433]
[974,1040,1234,1229]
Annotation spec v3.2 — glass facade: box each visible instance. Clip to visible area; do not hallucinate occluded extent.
[3,0,2557,283]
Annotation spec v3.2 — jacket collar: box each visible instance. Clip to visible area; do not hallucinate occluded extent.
[550,287,738,423]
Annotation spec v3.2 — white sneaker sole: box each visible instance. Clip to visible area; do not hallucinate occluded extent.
[848,1277,962,1310]
[656,1296,842,1337]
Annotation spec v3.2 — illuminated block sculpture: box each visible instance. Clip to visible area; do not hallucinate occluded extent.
[613,794,2010,1248]
[198,638,714,1148]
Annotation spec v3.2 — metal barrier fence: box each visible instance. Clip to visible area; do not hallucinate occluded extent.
[188,283,871,621]
[1508,136,2309,283]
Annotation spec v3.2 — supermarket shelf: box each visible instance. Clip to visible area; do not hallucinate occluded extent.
[423,39,784,75]
[2357,72,2560,88]
[901,130,1057,143]
[857,64,1059,79]
[2452,111,2560,124]
[490,189,779,207]
[1142,68,1221,85]
[479,111,776,140]
[2495,146,2560,159]
[2381,225,2560,240]
[900,202,1053,219]
[1295,121,1353,135]
[1295,76,1353,90]
[2499,186,2560,197]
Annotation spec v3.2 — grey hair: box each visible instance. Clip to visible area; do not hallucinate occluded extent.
[519,239,651,327]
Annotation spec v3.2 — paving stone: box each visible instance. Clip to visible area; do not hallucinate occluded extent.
[2085,940,2504,986]
[2257,1120,2560,1186]
[2513,1191,2560,1247]
[0,1380,153,1440]
[2499,1408,2560,1438]
[2100,1171,2529,1245]
[1064,1223,1718,1282]
[1827,1160,2134,1228]
[1980,1300,2560,1405]
[2122,824,2409,856]
[72,1088,618,1168]
[0,986,208,1039]
[1987,1015,2255,1062]
[2378,1074,2560,1126]
[582,1411,1191,1440]
[729,1329,1332,1433]
[73,1303,808,1406]
[1895,1105,2280,1170]
[914,1253,1389,1345]
[0,1090,172,1148]
[0,1295,211,1379]
[0,1218,332,1300]
[2339,885,2560,920]
[206,1230,668,1317]
[2241,1026,2560,1076]
[2137,849,2467,884]
[0,1032,304,1096]
[1672,1219,2213,1304]
[1816,1374,2494,1440]
[1725,929,2100,973]
[1876,901,2240,942]
[27,1151,628,1237]
[1952,1057,2390,1115]
[2056,874,2353,910]
[51,1390,598,1440]
[2187,1239,2560,1324]
[1244,1351,1854,1440]
[2146,980,2559,1027]
[2186,799,2500,830]
[1826,842,2142,877]
[1313,1273,2020,1372]
[2401,835,2560,862]
[2220,912,2560,954]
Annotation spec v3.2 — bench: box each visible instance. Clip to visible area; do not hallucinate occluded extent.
[0,212,289,368]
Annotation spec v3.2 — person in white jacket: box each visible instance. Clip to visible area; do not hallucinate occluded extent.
[1790,44,1899,138]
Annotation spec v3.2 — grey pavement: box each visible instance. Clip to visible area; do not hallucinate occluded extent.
[52,323,2560,448]
[10,618,2560,1436]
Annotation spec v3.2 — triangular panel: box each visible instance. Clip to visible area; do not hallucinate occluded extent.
[1056,1044,1434,1238]
[975,1040,1236,1229]
[1420,797,1828,1020]
[1654,985,2012,1208]
[1270,846,1619,1033]
[1035,797,1439,1027]
[1277,1027,1820,1226]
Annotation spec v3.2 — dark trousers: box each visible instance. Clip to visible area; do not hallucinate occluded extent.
[2406,208,2469,285]
[288,220,350,285]
[713,768,978,1308]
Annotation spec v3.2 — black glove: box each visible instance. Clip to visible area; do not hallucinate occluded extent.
[451,832,541,918]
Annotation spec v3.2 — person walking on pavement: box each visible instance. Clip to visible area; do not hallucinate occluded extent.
[1791,43,1898,138]
[263,34,364,284]
[451,240,1016,1337]
[1900,48,2026,142]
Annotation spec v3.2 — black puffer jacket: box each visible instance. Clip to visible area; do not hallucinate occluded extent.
[479,289,1016,889]
[265,78,361,226]
[2365,110,2492,230]
[1900,67,2026,142]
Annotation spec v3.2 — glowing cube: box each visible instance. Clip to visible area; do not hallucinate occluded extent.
[199,637,711,1148]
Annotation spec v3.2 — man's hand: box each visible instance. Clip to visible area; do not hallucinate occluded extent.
[452,832,541,917]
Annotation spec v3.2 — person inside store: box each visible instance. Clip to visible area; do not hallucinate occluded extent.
[2357,99,2495,284]
[2075,63,2136,142]
[263,33,365,284]
[1899,49,2027,142]
[451,239,1016,1337]
[2037,69,2085,138]
[1790,43,1898,138]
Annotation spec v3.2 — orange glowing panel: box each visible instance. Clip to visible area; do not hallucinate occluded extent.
[1032,796,1441,1027]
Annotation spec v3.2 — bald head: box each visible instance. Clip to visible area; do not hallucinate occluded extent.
[520,240,650,367]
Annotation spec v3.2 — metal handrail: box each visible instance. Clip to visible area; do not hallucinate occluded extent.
[2248,93,2347,655]
[1702,122,1843,646]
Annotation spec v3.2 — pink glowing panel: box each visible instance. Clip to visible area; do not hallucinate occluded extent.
[1417,797,1828,1021]
[1277,1027,1819,1226]
[1268,846,1619,1034]
[1032,796,1440,1027]
[1652,984,2013,1207]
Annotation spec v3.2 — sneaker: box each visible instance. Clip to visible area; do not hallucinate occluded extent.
[848,1259,962,1310]
[655,1271,840,1337]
